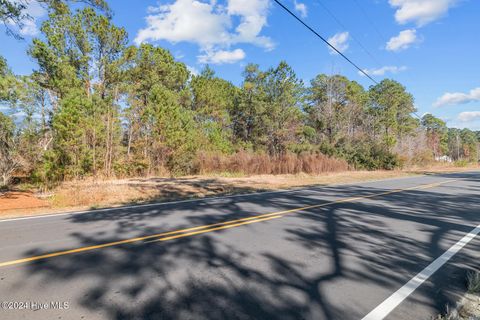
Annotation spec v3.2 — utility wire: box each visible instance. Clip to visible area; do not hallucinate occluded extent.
[317,0,383,68]
[352,0,389,46]
[352,0,423,121]
[273,0,423,121]
[351,0,407,70]
[413,112,423,121]
[272,0,378,84]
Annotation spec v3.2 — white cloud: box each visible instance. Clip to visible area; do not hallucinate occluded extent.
[327,31,349,55]
[7,0,46,36]
[135,0,272,64]
[434,87,480,107]
[18,19,38,36]
[198,48,246,64]
[360,66,407,76]
[386,29,418,51]
[389,0,458,27]
[457,111,480,122]
[135,0,230,47]
[12,111,26,118]
[186,65,199,76]
[227,0,273,49]
[294,0,307,18]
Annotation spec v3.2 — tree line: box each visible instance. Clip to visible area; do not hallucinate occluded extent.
[0,2,479,187]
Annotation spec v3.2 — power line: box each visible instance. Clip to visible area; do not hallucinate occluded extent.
[351,0,406,70]
[272,0,378,84]
[413,111,423,121]
[317,0,383,68]
[352,0,422,121]
[273,0,423,121]
[351,0,389,45]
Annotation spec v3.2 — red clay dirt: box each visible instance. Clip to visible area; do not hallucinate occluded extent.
[0,191,49,211]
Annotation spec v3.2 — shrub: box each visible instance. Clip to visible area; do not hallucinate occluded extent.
[467,270,480,293]
[31,150,64,190]
[411,149,434,166]
[167,148,198,176]
[454,159,469,167]
[336,142,401,170]
[113,159,149,177]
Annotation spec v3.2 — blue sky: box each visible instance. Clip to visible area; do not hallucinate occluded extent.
[1,0,479,130]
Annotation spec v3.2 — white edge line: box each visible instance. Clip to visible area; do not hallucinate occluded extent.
[0,174,423,223]
[362,223,480,320]
[0,170,476,223]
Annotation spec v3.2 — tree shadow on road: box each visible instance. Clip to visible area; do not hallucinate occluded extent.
[7,172,480,319]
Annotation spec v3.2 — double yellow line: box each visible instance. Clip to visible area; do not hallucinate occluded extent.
[0,179,458,268]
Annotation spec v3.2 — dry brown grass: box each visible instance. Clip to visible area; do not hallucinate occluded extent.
[212,170,411,189]
[196,151,349,175]
[20,170,407,214]
[50,177,257,209]
[0,163,478,219]
[51,170,418,209]
[51,182,142,208]
[405,163,480,174]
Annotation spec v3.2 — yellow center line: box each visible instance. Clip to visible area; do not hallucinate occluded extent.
[145,215,284,243]
[0,179,459,268]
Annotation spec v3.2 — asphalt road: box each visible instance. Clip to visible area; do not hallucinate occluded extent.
[0,171,479,320]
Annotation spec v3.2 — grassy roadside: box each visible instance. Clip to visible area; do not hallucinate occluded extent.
[0,165,478,219]
[435,270,480,320]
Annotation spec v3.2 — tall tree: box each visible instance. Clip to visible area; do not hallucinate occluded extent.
[421,113,448,158]
[123,43,196,175]
[232,62,304,156]
[263,61,305,156]
[231,63,265,149]
[29,5,127,179]
[307,74,367,145]
[0,55,19,105]
[1,0,109,39]
[0,0,29,39]
[368,79,416,149]
[459,128,479,161]
[191,66,237,154]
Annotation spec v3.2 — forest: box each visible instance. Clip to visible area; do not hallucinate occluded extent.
[1,0,479,189]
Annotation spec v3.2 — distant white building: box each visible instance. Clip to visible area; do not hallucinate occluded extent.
[435,155,453,162]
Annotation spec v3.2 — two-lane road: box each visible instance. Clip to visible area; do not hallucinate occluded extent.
[0,171,479,319]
